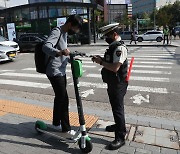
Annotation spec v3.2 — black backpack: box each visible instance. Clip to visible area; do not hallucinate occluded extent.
[34,27,61,74]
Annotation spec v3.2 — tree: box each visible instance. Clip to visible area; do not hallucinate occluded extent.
[155,1,180,27]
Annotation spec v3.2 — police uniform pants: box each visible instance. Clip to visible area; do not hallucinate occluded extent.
[107,81,128,141]
[48,75,71,132]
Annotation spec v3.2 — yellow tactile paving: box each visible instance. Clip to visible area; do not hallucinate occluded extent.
[0,111,7,116]
[0,99,98,129]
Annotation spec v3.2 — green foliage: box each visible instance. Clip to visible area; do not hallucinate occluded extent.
[155,0,180,27]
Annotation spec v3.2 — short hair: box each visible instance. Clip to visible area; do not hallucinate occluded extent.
[66,15,83,29]
[105,27,120,36]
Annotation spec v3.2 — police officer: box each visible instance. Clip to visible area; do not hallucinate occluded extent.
[92,23,128,150]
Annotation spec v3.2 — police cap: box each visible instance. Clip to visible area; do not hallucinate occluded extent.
[100,23,120,36]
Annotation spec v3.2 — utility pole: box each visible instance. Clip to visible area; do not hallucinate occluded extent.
[154,0,156,30]
[4,0,10,8]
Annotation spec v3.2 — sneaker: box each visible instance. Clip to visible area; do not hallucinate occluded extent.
[51,124,62,130]
[65,130,76,136]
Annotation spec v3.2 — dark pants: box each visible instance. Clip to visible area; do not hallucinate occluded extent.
[107,81,128,141]
[48,75,71,132]
[163,35,169,44]
[130,37,136,44]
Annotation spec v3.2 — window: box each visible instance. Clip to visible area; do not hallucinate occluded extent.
[22,8,30,20]
[30,7,38,19]
[39,6,48,18]
[49,7,58,18]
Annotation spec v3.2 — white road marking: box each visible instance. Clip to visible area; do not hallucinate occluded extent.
[22,68,36,71]
[81,89,94,98]
[131,53,174,56]
[132,55,173,58]
[130,76,169,82]
[0,70,15,72]
[127,57,175,61]
[69,82,168,94]
[0,79,51,88]
[67,65,96,68]
[86,74,169,82]
[130,93,150,105]
[133,61,174,65]
[132,65,172,69]
[0,72,71,79]
[0,72,47,78]
[131,70,171,75]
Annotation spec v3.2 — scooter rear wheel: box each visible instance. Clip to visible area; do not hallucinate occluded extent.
[78,137,93,153]
[35,120,47,134]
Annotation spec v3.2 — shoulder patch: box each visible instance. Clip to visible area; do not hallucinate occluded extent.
[116,50,122,57]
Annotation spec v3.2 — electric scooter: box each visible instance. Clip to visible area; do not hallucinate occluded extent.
[35,51,93,153]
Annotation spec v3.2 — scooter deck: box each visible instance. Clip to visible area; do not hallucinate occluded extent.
[37,124,81,142]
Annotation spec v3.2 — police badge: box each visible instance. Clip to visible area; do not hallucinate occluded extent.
[116,50,122,57]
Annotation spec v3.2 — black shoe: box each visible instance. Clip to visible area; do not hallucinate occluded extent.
[108,139,125,150]
[105,124,116,132]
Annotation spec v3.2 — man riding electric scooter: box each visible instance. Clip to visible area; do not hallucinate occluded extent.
[42,15,82,135]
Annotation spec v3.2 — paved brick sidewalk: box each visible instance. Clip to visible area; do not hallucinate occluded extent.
[0,96,179,154]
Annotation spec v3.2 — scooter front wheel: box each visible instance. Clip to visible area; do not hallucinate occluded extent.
[78,137,93,153]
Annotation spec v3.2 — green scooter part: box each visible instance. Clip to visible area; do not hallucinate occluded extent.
[73,60,83,78]
[35,120,47,131]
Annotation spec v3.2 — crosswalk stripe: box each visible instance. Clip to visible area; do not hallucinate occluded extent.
[133,61,174,65]
[131,70,171,75]
[67,65,96,68]
[86,74,169,82]
[69,82,168,94]
[132,55,173,58]
[131,53,174,56]
[127,58,175,61]
[0,72,71,79]
[0,79,51,88]
[22,68,36,71]
[0,72,47,78]
[0,70,15,72]
[132,65,172,69]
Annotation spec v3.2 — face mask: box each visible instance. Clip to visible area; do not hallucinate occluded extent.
[105,37,114,44]
[68,29,76,35]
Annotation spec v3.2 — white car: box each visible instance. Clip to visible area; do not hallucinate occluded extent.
[0,44,17,62]
[136,31,163,42]
[0,35,20,51]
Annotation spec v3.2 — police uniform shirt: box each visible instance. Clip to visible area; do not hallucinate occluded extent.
[112,37,128,64]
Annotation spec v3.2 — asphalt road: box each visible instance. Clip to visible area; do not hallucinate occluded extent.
[0,44,180,112]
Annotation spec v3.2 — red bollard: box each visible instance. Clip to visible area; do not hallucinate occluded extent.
[126,57,134,81]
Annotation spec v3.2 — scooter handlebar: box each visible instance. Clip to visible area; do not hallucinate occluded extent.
[70,51,91,57]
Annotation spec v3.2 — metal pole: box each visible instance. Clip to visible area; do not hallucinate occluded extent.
[87,8,91,44]
[137,18,138,32]
[154,0,156,30]
[92,9,96,43]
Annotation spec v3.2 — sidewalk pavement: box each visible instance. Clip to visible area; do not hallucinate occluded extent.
[0,95,179,154]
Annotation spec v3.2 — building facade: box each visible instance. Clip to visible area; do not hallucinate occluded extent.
[132,0,177,15]
[0,0,100,43]
[106,0,132,23]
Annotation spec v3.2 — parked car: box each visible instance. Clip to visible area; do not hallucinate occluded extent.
[0,35,20,51]
[120,31,137,40]
[18,33,47,52]
[135,31,163,42]
[0,44,17,62]
[174,26,180,35]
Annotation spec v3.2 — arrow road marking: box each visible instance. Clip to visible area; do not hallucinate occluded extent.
[130,93,150,105]
[81,89,94,98]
